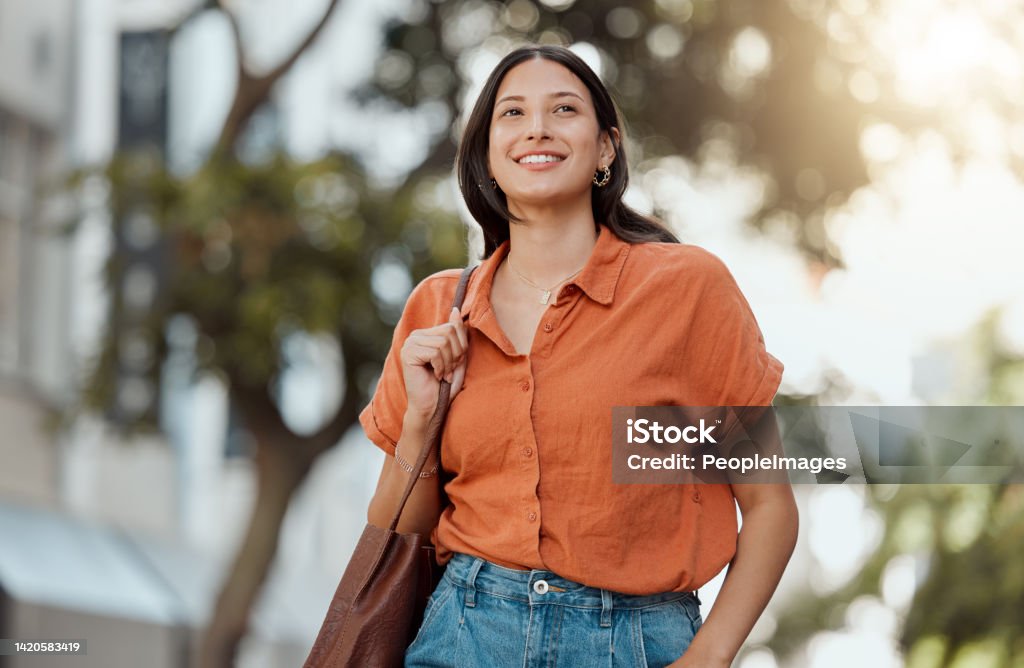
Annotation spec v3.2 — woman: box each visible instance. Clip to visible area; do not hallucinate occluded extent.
[363,44,798,667]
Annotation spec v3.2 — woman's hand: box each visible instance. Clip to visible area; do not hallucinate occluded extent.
[401,306,469,425]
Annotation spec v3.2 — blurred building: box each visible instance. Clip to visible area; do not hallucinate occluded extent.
[0,1,373,666]
[0,0,78,491]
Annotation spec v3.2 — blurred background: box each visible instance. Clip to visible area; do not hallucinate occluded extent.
[1,0,1023,666]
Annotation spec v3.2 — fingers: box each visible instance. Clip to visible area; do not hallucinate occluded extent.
[448,357,467,401]
[403,308,469,383]
[447,308,468,382]
[450,307,468,350]
[420,335,454,381]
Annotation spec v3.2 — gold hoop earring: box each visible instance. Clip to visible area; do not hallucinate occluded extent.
[593,165,611,188]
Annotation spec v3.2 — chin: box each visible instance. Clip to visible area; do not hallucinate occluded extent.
[504,184,585,207]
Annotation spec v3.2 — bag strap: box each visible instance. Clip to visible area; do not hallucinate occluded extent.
[388,264,478,533]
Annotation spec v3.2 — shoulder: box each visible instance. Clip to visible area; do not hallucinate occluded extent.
[412,268,465,297]
[398,268,465,328]
[625,241,736,292]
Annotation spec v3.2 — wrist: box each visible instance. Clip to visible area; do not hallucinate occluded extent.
[394,441,439,478]
[403,409,431,436]
[679,636,734,667]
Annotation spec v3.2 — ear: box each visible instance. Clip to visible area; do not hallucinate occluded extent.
[599,127,620,168]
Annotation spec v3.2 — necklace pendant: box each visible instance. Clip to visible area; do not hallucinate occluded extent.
[540,290,551,305]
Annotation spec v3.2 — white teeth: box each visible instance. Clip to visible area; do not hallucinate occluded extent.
[518,154,564,164]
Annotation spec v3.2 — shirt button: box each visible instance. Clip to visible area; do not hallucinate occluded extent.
[527,512,537,522]
[692,489,702,503]
[543,322,553,332]
[522,447,533,457]
[565,285,576,293]
[520,381,530,392]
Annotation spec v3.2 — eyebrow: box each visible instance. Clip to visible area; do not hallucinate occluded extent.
[495,91,586,106]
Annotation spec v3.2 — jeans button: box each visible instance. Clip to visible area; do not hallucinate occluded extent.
[533,580,549,595]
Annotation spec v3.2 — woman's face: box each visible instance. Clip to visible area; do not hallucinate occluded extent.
[487,58,617,210]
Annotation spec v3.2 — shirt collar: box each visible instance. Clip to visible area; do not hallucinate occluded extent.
[460,224,632,325]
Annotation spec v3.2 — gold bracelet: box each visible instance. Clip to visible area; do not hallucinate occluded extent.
[394,443,439,478]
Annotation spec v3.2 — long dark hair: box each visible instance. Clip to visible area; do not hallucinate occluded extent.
[456,44,680,257]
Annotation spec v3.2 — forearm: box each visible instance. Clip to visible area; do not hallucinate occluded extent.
[680,498,799,666]
[366,412,444,536]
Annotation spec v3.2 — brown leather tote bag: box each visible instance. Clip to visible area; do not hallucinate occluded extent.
[303,264,476,668]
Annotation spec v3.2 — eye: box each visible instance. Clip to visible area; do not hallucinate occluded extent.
[556,104,576,113]
[500,107,522,117]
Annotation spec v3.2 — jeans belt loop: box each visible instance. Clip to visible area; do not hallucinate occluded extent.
[599,589,613,628]
[464,557,485,608]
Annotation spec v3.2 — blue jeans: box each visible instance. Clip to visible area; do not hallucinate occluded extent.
[405,552,703,667]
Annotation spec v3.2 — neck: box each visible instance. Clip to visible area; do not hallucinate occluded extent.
[503,198,599,286]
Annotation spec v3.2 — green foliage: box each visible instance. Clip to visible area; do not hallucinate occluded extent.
[74,149,465,429]
[362,0,882,262]
[901,485,1024,666]
[765,484,1024,667]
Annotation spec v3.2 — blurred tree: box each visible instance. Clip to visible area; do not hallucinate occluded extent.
[763,324,1024,665]
[764,483,1024,667]
[357,0,886,263]
[75,1,466,666]
[358,0,1018,261]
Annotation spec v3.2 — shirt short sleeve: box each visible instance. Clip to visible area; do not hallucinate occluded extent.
[680,251,786,481]
[358,272,457,457]
[682,248,784,409]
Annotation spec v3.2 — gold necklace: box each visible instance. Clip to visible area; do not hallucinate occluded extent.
[505,253,584,305]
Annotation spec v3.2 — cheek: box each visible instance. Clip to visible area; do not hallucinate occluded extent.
[487,149,503,177]
[487,133,503,167]
[489,127,512,154]
[489,140,519,176]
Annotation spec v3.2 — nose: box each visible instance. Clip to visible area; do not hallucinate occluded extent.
[525,110,551,140]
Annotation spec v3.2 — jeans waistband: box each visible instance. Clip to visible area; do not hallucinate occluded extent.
[443,552,700,628]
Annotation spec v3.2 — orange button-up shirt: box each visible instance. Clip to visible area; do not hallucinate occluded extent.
[359,223,784,595]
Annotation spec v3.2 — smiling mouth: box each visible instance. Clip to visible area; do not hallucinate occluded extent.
[516,154,565,164]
